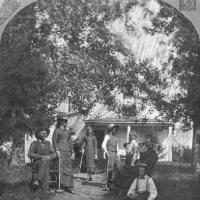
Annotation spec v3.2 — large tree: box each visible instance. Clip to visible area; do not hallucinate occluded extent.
[0,4,65,145]
[36,0,200,125]
[1,0,200,146]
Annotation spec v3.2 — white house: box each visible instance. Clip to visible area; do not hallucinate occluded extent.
[24,101,193,163]
[84,117,173,161]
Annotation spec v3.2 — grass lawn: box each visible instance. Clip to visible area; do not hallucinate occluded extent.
[0,159,37,200]
[153,162,195,200]
[0,159,197,200]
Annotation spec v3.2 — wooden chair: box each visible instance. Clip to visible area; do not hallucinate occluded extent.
[30,158,58,191]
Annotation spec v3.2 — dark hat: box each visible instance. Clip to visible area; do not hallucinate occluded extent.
[35,128,50,140]
[56,116,68,128]
[107,124,118,133]
[137,163,147,169]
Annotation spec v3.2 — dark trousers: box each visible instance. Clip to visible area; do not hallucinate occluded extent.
[107,171,113,188]
[108,151,120,171]
[124,192,149,200]
[34,159,53,191]
[106,151,120,187]
[134,193,149,200]
[111,165,138,193]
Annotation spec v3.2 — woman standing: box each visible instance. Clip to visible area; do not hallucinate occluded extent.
[81,126,98,181]
[52,118,75,193]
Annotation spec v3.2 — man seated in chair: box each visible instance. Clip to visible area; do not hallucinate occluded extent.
[125,163,157,200]
[28,128,57,192]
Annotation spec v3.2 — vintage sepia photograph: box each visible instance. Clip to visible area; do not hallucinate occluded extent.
[0,0,200,199]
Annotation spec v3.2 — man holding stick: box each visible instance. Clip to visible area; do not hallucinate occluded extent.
[102,124,120,190]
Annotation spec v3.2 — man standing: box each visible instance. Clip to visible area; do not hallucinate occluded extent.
[139,136,157,176]
[125,163,157,200]
[102,124,120,190]
[124,133,139,166]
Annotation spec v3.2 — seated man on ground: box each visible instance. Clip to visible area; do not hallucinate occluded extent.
[125,163,157,200]
[28,128,57,192]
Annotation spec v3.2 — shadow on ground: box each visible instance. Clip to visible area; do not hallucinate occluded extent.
[0,160,198,200]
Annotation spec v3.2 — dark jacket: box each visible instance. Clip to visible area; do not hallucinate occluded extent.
[28,140,56,161]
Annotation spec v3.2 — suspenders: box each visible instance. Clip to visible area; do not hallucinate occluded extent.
[136,176,149,194]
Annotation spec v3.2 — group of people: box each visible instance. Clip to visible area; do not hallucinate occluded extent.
[28,118,98,194]
[101,124,158,200]
[28,118,75,194]
[28,118,158,200]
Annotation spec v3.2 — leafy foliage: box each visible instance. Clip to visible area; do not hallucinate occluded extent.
[37,0,200,125]
[0,0,200,145]
[0,4,63,144]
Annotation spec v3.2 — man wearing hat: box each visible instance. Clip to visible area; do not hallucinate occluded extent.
[125,163,157,200]
[139,136,158,176]
[28,128,57,192]
[102,124,120,189]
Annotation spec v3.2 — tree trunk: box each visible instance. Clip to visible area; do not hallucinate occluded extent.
[191,116,200,169]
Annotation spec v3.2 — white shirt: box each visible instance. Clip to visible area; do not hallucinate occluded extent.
[126,139,139,166]
[126,140,138,154]
[127,175,157,200]
[101,134,119,157]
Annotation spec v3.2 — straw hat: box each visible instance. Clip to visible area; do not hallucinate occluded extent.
[107,124,118,133]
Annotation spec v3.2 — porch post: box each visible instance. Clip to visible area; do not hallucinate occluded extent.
[168,125,173,161]
[127,125,131,142]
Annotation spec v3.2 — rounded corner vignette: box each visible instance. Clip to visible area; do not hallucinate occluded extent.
[0,0,21,26]
[179,0,197,11]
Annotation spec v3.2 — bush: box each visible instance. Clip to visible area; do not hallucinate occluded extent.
[0,149,8,160]
[172,146,192,163]
[183,147,192,163]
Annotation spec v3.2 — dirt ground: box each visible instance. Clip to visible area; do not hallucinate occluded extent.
[53,173,120,200]
[0,162,196,200]
[54,184,118,200]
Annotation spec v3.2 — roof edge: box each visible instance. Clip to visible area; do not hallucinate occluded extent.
[84,119,173,126]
